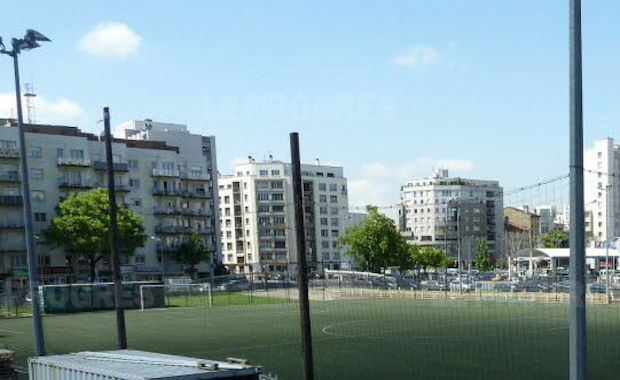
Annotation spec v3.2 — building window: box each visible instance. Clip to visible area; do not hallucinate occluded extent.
[319,183,326,191]
[258,193,269,201]
[321,229,329,237]
[271,169,280,176]
[70,149,84,159]
[259,170,268,177]
[331,229,339,237]
[128,159,139,169]
[257,181,269,189]
[31,190,45,201]
[320,206,328,215]
[329,184,337,191]
[271,181,283,189]
[135,255,146,264]
[29,168,43,180]
[259,205,270,213]
[28,146,42,158]
[330,195,338,203]
[272,193,283,201]
[272,205,284,213]
[56,148,64,157]
[322,252,330,260]
[319,195,327,203]
[320,218,328,226]
[34,212,46,222]
[129,178,140,188]
[321,241,330,249]
[224,196,230,204]
[330,207,339,215]
[331,218,339,226]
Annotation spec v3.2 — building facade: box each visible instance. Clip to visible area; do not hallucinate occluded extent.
[218,158,349,273]
[584,138,620,246]
[398,169,504,261]
[0,119,218,294]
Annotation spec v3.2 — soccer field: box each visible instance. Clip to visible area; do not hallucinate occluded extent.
[2,298,620,379]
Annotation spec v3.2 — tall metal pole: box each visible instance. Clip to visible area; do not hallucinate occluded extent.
[569,0,586,378]
[290,132,314,380]
[104,107,128,349]
[605,185,610,303]
[13,52,45,356]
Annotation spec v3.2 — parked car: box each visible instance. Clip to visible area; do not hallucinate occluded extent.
[588,283,607,294]
[421,280,447,291]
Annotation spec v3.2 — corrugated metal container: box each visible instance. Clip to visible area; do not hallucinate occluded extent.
[28,350,262,380]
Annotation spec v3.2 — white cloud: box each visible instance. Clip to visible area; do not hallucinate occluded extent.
[348,158,475,208]
[77,22,141,58]
[0,93,83,124]
[393,45,439,66]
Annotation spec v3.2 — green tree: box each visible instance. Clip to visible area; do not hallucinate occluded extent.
[412,246,451,272]
[43,188,146,281]
[542,229,570,248]
[338,205,413,272]
[474,237,493,272]
[176,232,211,278]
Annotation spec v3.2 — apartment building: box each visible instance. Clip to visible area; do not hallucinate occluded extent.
[398,169,504,260]
[0,119,218,294]
[218,158,349,273]
[584,138,620,246]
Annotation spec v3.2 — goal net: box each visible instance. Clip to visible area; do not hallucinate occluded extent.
[139,283,212,311]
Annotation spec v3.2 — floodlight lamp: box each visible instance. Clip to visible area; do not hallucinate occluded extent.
[25,29,51,42]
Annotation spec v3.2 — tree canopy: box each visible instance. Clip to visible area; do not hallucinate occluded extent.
[474,237,493,272]
[542,229,570,248]
[176,232,211,277]
[412,246,451,272]
[43,188,146,280]
[338,206,412,272]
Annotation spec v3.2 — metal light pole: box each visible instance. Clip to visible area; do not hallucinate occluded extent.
[569,0,587,378]
[0,30,51,357]
[290,132,314,380]
[605,184,611,303]
[103,107,127,349]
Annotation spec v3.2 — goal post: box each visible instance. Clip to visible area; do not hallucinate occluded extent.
[139,283,212,311]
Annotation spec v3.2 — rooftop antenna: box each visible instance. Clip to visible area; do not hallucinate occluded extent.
[23,83,36,124]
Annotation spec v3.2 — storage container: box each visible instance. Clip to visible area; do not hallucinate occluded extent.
[28,349,262,379]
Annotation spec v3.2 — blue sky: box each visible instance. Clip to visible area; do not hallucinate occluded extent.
[0,0,618,208]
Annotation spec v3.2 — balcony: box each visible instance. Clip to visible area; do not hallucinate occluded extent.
[156,243,180,252]
[0,171,19,183]
[93,161,129,172]
[181,208,211,217]
[181,171,210,181]
[196,227,215,235]
[181,190,212,199]
[0,147,19,159]
[155,225,193,234]
[0,195,23,206]
[93,183,131,192]
[58,180,93,190]
[57,157,92,167]
[152,188,181,197]
[153,206,182,216]
[0,222,24,230]
[152,168,180,177]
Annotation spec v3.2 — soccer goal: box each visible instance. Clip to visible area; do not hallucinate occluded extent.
[139,283,212,311]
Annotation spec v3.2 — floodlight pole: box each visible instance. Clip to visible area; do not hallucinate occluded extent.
[104,107,128,349]
[569,0,586,379]
[10,49,45,357]
[290,132,314,380]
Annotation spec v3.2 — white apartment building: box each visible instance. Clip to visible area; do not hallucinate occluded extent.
[218,158,349,273]
[0,119,218,294]
[584,138,620,246]
[398,169,504,260]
